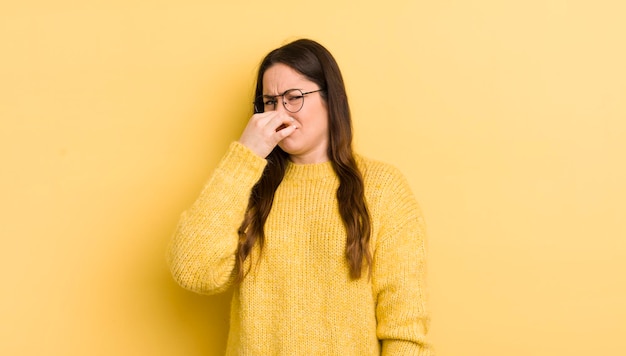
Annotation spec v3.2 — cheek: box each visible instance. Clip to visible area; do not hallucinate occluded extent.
[299,116,328,134]
[295,101,329,132]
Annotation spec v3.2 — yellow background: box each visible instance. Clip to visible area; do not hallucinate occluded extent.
[1,1,625,355]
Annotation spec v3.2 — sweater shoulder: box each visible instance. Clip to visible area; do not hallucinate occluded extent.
[355,154,420,224]
[355,154,408,187]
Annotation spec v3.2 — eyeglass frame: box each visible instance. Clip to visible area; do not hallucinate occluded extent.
[253,88,325,114]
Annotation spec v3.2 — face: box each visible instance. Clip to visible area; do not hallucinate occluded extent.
[262,63,329,164]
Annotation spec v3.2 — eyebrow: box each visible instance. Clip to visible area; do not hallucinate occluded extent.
[262,88,304,97]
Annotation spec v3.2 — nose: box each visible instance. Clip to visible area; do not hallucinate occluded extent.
[275,96,288,113]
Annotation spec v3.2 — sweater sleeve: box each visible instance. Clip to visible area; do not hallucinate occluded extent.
[167,141,267,295]
[372,169,434,356]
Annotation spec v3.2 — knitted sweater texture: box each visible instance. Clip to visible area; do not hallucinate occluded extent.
[168,142,432,355]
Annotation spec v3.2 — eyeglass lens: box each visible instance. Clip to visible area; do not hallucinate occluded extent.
[255,89,305,113]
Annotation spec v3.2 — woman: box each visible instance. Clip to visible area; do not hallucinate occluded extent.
[168,39,433,355]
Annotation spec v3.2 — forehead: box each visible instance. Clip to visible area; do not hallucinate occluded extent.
[262,63,312,95]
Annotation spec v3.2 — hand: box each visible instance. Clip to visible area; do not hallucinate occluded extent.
[238,111,298,158]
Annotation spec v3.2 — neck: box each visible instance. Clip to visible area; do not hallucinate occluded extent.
[288,151,329,165]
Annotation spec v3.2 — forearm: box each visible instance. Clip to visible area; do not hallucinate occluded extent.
[168,142,266,294]
[375,220,433,355]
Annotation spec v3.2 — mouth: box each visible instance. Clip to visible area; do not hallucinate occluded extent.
[276,124,288,131]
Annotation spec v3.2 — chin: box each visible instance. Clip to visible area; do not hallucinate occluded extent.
[277,141,299,155]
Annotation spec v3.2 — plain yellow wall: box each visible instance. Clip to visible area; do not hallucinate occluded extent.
[1,1,625,355]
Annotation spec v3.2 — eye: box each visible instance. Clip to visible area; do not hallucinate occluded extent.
[264,98,277,106]
[285,93,303,102]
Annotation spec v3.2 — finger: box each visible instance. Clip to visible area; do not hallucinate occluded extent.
[249,111,276,127]
[272,122,298,142]
[266,114,295,132]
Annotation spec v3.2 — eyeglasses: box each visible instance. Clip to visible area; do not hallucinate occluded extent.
[254,88,324,113]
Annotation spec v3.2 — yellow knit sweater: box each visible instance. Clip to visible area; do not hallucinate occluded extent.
[168,142,432,355]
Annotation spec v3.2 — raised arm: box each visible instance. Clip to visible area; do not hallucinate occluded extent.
[167,142,266,295]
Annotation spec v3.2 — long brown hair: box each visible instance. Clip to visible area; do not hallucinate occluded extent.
[236,39,371,281]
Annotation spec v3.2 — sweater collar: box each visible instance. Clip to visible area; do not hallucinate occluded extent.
[284,160,336,180]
